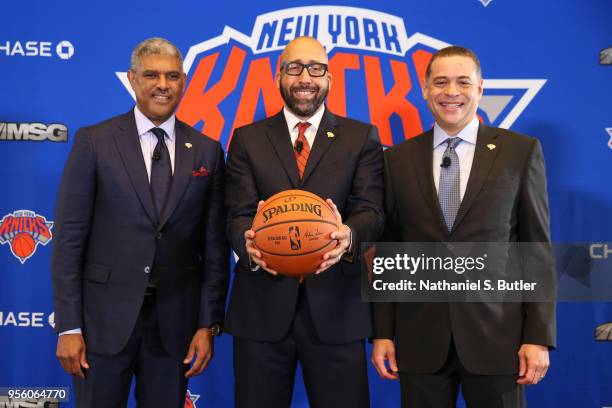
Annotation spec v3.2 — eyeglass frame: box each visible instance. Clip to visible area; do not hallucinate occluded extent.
[280,61,329,77]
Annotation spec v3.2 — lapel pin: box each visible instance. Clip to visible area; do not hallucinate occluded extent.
[487,144,496,150]
[185,143,192,149]
[326,131,335,138]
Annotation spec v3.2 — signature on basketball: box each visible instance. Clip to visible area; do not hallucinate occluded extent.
[304,229,324,241]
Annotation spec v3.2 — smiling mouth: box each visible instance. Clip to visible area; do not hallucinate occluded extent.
[153,95,172,103]
[292,88,317,98]
[440,102,463,108]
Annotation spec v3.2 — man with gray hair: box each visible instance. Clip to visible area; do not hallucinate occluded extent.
[51,37,229,407]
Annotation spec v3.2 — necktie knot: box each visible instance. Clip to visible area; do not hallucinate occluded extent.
[445,137,462,150]
[150,127,166,142]
[296,122,311,135]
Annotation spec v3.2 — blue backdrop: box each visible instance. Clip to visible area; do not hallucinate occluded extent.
[1,0,611,406]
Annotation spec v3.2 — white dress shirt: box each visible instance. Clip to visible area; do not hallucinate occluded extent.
[59,107,177,336]
[134,106,176,179]
[432,117,479,201]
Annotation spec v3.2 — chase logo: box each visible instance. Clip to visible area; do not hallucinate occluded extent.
[117,6,546,149]
[0,40,74,59]
[0,210,53,264]
[55,40,75,60]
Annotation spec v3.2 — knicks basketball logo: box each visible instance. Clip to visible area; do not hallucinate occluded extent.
[0,210,53,264]
[117,6,546,150]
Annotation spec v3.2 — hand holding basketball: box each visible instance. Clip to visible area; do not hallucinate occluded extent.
[245,201,279,275]
[315,199,351,274]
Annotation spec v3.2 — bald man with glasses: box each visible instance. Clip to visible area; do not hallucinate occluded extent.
[225,36,384,408]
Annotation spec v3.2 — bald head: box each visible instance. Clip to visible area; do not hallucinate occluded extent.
[280,36,329,66]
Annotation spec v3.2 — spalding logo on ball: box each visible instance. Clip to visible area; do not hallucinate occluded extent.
[252,190,339,276]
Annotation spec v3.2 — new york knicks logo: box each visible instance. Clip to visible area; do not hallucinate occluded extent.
[118,6,546,149]
[0,210,53,264]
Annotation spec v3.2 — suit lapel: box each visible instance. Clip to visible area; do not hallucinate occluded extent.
[158,121,196,229]
[452,124,500,231]
[301,110,339,185]
[411,130,449,235]
[266,111,300,188]
[113,111,158,226]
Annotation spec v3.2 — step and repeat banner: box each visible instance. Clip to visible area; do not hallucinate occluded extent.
[2,0,611,406]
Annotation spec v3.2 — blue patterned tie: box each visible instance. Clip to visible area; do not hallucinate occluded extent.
[150,127,172,219]
[439,137,462,232]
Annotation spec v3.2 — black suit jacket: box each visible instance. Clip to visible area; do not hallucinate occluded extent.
[51,110,229,357]
[225,109,384,344]
[373,124,556,375]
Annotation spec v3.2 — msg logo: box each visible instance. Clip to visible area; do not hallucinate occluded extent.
[0,398,59,408]
[0,122,68,142]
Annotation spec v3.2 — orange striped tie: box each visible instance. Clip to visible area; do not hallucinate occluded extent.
[294,122,311,179]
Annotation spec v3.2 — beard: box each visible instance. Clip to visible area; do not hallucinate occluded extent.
[280,82,329,117]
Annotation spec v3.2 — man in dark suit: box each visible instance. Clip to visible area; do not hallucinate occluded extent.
[371,46,556,407]
[51,37,228,407]
[225,36,384,407]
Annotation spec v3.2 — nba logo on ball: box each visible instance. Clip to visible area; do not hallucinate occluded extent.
[252,190,339,276]
[0,209,53,264]
[289,226,302,250]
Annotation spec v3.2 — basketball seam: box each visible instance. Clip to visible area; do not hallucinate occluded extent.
[254,219,337,232]
[258,192,330,213]
[256,238,336,257]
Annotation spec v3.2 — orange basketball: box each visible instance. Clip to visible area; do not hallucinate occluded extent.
[252,190,339,276]
[12,232,35,259]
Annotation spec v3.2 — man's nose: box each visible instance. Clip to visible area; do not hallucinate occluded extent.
[444,81,459,96]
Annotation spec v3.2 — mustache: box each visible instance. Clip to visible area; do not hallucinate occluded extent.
[290,85,319,92]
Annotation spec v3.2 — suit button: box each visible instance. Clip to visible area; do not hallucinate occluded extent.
[144,266,151,274]
[156,232,162,240]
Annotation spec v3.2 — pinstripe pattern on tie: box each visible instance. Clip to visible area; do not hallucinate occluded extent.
[438,137,462,232]
[150,127,172,218]
[294,122,311,179]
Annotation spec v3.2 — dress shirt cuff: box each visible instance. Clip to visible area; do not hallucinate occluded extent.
[341,225,354,262]
[59,328,82,336]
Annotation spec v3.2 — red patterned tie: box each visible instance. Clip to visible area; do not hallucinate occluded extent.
[294,122,311,180]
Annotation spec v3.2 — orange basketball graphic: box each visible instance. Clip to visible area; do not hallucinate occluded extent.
[11,232,36,261]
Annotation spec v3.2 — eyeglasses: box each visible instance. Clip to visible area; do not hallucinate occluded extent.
[281,62,328,77]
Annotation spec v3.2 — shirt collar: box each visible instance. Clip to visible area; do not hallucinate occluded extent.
[283,104,326,133]
[134,105,176,141]
[433,116,479,148]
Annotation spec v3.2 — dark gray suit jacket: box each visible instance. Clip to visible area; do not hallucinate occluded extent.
[373,124,556,375]
[225,109,385,344]
[51,110,229,357]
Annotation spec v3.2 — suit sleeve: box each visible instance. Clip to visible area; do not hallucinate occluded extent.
[343,125,385,260]
[225,129,260,271]
[372,148,398,339]
[199,142,230,328]
[51,127,97,333]
[518,139,557,349]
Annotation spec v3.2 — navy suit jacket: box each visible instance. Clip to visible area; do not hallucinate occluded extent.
[225,109,384,344]
[51,110,229,357]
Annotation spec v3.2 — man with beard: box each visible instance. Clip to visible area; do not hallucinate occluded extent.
[225,36,384,407]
